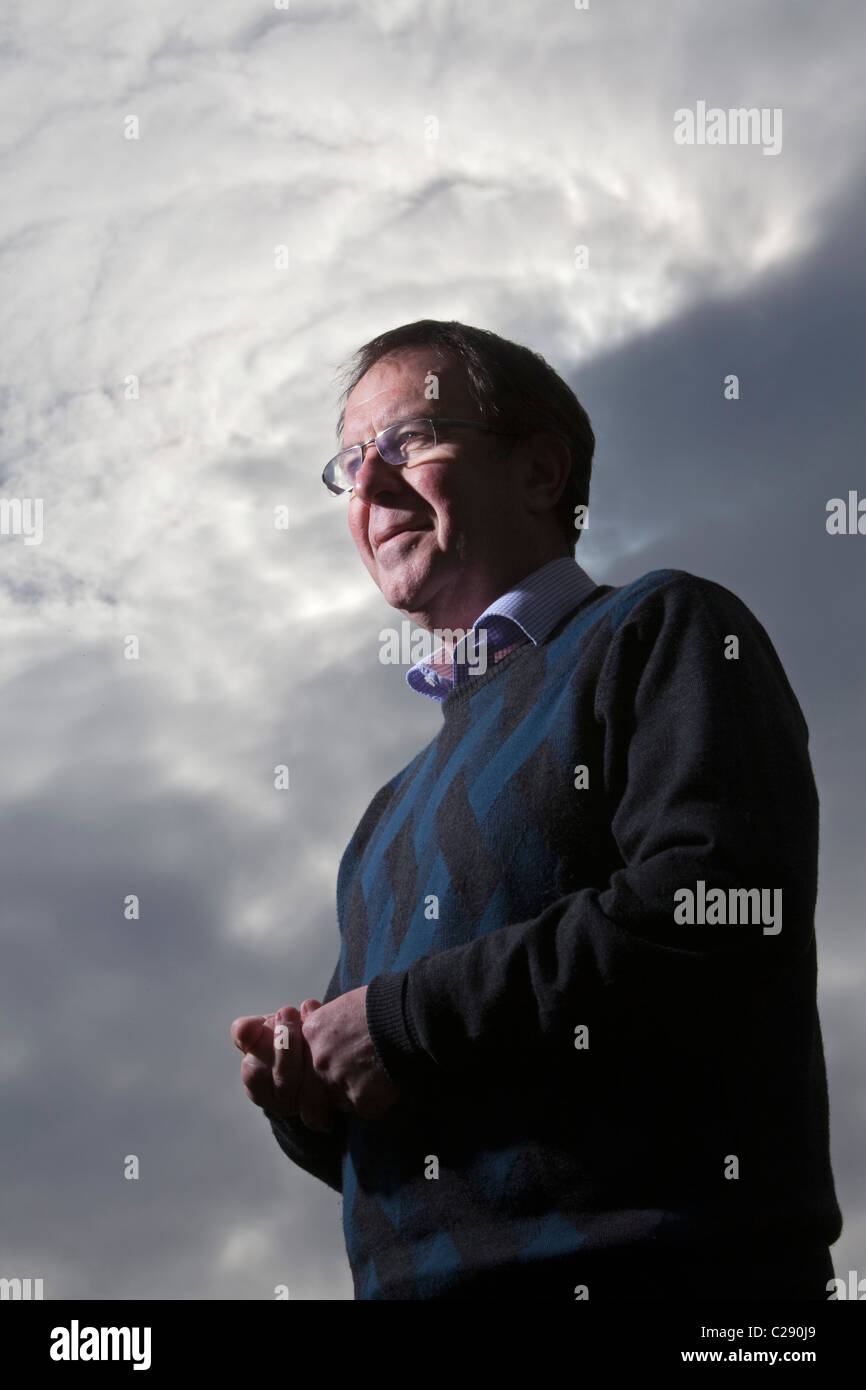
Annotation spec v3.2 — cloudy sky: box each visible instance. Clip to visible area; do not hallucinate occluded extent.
[1,0,863,1300]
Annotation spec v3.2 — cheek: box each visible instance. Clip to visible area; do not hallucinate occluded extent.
[347,505,369,550]
[348,514,380,577]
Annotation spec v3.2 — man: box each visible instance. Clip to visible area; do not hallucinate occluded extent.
[231,319,842,1300]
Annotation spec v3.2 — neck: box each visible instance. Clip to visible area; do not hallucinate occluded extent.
[403,543,572,637]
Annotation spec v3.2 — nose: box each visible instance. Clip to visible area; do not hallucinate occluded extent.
[351,439,400,504]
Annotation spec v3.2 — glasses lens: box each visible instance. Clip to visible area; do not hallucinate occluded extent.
[324,447,361,494]
[323,419,438,494]
[378,419,437,465]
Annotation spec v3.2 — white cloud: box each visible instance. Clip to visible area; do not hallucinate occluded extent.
[1,0,862,1300]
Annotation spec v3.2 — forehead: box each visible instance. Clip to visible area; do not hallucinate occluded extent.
[341,347,476,442]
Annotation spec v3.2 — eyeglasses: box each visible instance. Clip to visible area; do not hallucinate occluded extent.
[322,416,518,496]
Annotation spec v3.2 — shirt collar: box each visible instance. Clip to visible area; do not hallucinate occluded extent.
[406,555,598,701]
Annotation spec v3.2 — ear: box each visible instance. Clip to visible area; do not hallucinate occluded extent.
[514,431,572,514]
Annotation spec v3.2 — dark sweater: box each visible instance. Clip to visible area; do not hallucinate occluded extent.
[265,568,842,1298]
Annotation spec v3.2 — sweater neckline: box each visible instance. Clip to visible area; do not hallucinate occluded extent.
[440,584,614,717]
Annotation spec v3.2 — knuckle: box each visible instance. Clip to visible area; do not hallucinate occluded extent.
[271,1073,296,1100]
[274,1046,302,1081]
[244,1077,269,1107]
[241,1055,266,1087]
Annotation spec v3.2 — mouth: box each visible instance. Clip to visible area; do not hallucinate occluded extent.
[373,523,430,551]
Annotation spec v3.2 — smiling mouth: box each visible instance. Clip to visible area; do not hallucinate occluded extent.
[375,525,429,550]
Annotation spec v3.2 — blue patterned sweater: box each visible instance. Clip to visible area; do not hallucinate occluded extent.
[265,569,842,1298]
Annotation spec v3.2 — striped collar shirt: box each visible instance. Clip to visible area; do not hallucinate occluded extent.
[406,555,599,702]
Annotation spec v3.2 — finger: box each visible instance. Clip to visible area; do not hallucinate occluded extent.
[231,1010,285,1054]
[241,1049,278,1110]
[298,1036,335,1132]
[292,1002,335,1127]
[271,1007,304,1116]
[231,1014,267,1053]
[246,1015,280,1067]
[296,999,337,1129]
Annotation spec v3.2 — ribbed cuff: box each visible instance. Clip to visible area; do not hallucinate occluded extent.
[262,1108,344,1193]
[366,970,439,1093]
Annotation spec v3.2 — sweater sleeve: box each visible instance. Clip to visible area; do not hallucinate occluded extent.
[263,958,347,1193]
[364,573,819,1097]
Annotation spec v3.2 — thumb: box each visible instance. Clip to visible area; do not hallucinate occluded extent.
[230,1014,267,1053]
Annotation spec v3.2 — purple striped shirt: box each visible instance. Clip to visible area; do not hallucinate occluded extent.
[406,555,598,702]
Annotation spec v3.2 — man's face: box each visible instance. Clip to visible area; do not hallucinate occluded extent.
[341,347,522,623]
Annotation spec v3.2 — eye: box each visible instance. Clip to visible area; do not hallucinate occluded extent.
[391,422,436,458]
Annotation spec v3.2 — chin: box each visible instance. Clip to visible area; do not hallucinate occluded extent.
[381,582,419,611]
[379,569,428,611]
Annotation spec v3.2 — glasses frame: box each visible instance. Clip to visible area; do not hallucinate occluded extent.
[322,416,519,496]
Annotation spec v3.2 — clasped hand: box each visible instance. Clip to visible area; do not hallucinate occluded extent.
[231,985,401,1129]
